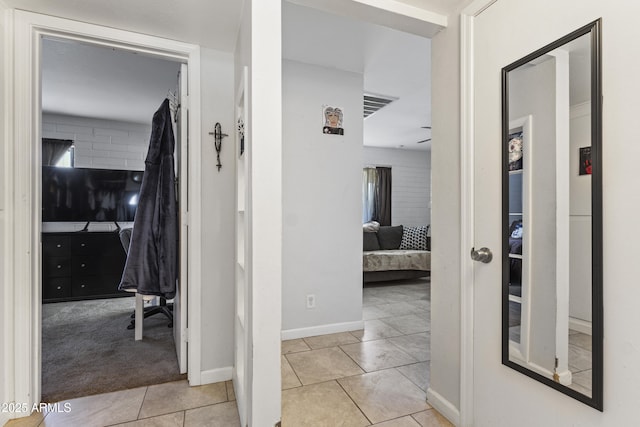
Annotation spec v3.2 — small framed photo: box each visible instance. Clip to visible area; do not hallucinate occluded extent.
[508,129,524,171]
[579,146,592,175]
[322,105,344,135]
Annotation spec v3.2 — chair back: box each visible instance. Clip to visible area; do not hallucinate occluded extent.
[119,228,133,255]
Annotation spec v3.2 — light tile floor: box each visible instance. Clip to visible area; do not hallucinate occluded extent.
[3,380,238,427]
[5,278,451,427]
[282,277,453,426]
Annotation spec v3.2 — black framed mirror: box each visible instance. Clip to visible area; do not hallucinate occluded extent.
[502,19,602,410]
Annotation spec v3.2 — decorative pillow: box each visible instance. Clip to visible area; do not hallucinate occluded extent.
[363,231,380,251]
[510,220,523,239]
[400,225,429,250]
[377,225,404,250]
[363,221,380,232]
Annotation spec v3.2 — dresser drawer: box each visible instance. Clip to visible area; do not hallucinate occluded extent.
[70,235,99,255]
[72,256,100,277]
[72,277,105,297]
[43,277,72,300]
[71,233,124,256]
[42,235,71,257]
[43,256,71,278]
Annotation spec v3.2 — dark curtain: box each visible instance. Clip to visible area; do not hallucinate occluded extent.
[42,138,73,166]
[374,167,392,226]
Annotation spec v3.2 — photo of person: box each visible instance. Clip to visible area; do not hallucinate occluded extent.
[322,105,344,135]
[579,146,592,175]
[508,130,523,171]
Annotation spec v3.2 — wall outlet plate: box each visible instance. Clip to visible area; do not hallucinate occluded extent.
[306,294,316,309]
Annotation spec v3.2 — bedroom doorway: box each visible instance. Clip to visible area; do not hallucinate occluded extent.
[5,11,203,410]
[39,36,188,403]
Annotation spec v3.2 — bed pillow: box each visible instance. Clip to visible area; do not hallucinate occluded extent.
[363,221,380,232]
[400,225,429,250]
[377,226,404,250]
[363,231,381,251]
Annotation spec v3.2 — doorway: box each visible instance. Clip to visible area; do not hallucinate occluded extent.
[279,2,438,424]
[6,10,203,410]
[39,36,186,402]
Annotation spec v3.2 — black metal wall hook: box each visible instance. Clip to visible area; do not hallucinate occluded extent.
[209,122,228,171]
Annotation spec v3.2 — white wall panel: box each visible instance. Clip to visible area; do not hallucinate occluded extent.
[363,146,431,227]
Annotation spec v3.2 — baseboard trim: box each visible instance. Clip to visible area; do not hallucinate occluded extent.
[200,367,233,385]
[0,412,10,426]
[569,317,592,335]
[281,320,364,340]
[426,387,460,427]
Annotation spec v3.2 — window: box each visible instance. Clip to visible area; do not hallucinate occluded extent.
[362,166,392,225]
[42,138,74,167]
[55,146,74,168]
[362,168,377,223]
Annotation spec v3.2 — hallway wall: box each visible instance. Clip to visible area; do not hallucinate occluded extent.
[282,59,363,336]
[0,3,7,422]
[199,47,236,374]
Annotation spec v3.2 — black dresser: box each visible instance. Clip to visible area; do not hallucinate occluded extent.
[42,231,129,303]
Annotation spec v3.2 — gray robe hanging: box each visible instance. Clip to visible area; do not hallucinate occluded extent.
[119,98,177,299]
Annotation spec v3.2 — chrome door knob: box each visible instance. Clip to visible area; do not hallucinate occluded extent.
[471,247,493,263]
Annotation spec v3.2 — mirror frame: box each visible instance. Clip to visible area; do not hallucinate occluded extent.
[501,19,603,411]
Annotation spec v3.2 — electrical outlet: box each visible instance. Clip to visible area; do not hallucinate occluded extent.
[306,294,316,309]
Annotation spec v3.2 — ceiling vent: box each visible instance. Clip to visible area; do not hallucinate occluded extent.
[363,93,398,118]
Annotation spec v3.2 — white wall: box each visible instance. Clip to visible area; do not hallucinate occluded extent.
[509,58,558,372]
[198,48,236,373]
[569,102,592,324]
[363,146,431,227]
[429,1,466,411]
[282,59,363,335]
[42,113,150,171]
[235,0,283,424]
[0,3,8,424]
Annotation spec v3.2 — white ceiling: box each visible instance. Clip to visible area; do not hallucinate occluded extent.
[21,0,434,147]
[5,0,244,52]
[42,38,181,124]
[283,3,432,151]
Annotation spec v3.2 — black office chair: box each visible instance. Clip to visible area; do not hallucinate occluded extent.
[119,228,173,329]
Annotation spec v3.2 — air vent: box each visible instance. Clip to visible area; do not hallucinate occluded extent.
[363,93,398,118]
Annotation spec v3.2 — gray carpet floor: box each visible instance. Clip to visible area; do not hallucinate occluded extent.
[42,297,186,403]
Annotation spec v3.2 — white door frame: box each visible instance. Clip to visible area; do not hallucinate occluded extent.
[459,1,499,426]
[3,9,203,414]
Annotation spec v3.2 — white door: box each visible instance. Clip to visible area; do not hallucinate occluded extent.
[469,1,600,425]
[174,63,189,374]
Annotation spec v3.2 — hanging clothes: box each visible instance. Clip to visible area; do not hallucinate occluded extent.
[119,98,178,299]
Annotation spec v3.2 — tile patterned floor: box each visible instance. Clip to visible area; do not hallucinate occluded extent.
[6,278,451,426]
[282,278,453,426]
[4,380,238,427]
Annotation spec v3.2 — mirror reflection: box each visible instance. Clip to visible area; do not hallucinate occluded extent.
[503,21,601,409]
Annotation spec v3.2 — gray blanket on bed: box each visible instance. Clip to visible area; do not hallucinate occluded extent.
[363,250,431,272]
